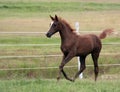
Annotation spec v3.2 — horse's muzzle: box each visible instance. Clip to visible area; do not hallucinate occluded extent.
[46,32,52,38]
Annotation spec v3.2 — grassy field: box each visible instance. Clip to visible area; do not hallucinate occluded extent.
[0,1,120,31]
[0,0,119,81]
[0,79,120,92]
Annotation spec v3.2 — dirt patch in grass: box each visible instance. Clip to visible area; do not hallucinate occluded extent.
[0,11,120,32]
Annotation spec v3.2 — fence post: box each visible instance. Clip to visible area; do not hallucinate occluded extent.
[75,22,83,79]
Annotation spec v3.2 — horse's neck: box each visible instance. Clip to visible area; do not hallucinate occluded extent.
[59,25,75,44]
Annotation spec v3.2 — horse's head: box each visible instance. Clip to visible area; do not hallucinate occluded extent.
[46,15,62,38]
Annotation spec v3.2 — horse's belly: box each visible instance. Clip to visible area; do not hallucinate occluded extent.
[76,45,93,56]
[76,50,91,56]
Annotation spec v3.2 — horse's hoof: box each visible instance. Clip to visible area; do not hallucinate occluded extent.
[71,78,75,82]
[57,77,60,81]
[68,78,74,82]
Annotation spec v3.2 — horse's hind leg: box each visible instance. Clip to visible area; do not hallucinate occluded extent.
[72,56,86,82]
[91,52,100,81]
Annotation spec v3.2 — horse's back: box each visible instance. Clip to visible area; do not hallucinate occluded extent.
[76,34,101,55]
[79,34,101,46]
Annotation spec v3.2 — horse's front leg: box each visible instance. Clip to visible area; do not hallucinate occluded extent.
[57,52,74,82]
[57,55,65,81]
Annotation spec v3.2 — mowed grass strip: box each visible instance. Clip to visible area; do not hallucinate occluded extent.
[0,2,120,17]
[0,35,119,44]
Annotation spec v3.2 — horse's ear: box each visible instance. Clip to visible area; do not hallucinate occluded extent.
[50,15,54,21]
[55,15,58,21]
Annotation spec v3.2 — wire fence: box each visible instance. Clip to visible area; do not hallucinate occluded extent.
[0,45,119,71]
[0,53,120,59]
[0,31,119,72]
[0,43,120,47]
[0,64,120,71]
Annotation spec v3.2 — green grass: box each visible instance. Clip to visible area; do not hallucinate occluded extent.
[0,35,119,44]
[0,2,120,12]
[0,79,120,92]
[0,2,120,18]
[0,36,60,44]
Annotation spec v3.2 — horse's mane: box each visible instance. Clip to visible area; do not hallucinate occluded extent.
[59,18,75,32]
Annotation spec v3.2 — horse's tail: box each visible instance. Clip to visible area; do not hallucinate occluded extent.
[99,28,114,39]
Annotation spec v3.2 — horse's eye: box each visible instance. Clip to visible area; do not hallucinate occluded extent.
[53,24,57,27]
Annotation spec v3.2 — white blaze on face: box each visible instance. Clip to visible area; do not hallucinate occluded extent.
[50,21,54,27]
